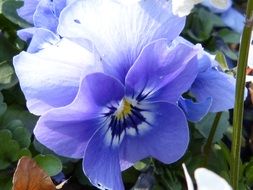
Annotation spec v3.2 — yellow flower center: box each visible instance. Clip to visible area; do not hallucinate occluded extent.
[115,99,132,119]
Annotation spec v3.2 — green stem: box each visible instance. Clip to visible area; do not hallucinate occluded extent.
[203,112,222,166]
[231,1,253,189]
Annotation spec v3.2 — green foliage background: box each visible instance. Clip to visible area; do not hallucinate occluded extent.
[0,0,252,189]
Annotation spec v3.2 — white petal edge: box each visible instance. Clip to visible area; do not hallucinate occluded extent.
[195,168,232,190]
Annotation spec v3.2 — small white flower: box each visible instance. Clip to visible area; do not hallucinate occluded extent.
[172,0,202,17]
[183,164,232,190]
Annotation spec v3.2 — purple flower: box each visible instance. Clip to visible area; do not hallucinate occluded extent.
[13,0,237,189]
[14,0,200,189]
[33,38,198,190]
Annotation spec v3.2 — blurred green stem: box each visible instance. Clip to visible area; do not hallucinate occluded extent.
[203,112,222,166]
[231,1,253,189]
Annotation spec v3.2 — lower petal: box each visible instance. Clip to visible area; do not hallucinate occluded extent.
[120,102,189,165]
[34,109,101,158]
[83,128,124,190]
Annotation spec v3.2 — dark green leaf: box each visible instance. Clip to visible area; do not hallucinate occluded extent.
[34,154,63,176]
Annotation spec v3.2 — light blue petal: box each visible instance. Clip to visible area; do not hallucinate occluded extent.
[120,102,189,165]
[34,72,125,159]
[221,8,244,33]
[58,0,185,82]
[33,0,66,32]
[13,38,101,115]
[179,97,212,122]
[26,28,60,53]
[17,27,36,42]
[125,39,198,103]
[17,0,40,23]
[191,67,236,112]
[34,113,101,158]
[83,128,124,190]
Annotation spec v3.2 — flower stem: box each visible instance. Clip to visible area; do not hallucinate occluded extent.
[203,112,222,166]
[231,1,253,189]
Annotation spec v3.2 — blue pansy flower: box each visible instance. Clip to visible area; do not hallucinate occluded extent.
[13,0,237,189]
[14,0,199,189]
[34,38,199,190]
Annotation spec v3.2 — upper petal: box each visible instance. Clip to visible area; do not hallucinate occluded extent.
[25,28,60,53]
[58,0,185,82]
[33,0,67,32]
[125,39,198,103]
[13,38,102,115]
[17,0,40,23]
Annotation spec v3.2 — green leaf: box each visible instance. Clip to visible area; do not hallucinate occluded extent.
[0,129,20,169]
[134,158,152,171]
[195,112,230,142]
[1,0,30,28]
[185,8,225,42]
[0,171,12,190]
[34,154,63,176]
[244,161,253,186]
[0,105,38,132]
[12,126,31,148]
[0,92,7,116]
[218,29,241,44]
[0,61,14,83]
[18,148,32,158]
[215,51,229,71]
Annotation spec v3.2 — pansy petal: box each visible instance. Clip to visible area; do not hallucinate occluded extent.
[17,0,40,23]
[34,72,125,158]
[179,97,212,122]
[17,27,36,42]
[195,168,232,190]
[13,38,101,115]
[74,73,125,109]
[34,113,101,158]
[26,28,60,53]
[33,0,66,32]
[83,128,124,190]
[125,39,198,103]
[120,102,189,165]
[191,68,236,112]
[58,0,185,81]
[221,8,244,33]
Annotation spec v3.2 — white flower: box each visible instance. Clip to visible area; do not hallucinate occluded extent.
[183,164,232,190]
[172,0,202,17]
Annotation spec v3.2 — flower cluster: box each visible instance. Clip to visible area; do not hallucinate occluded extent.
[14,0,236,189]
